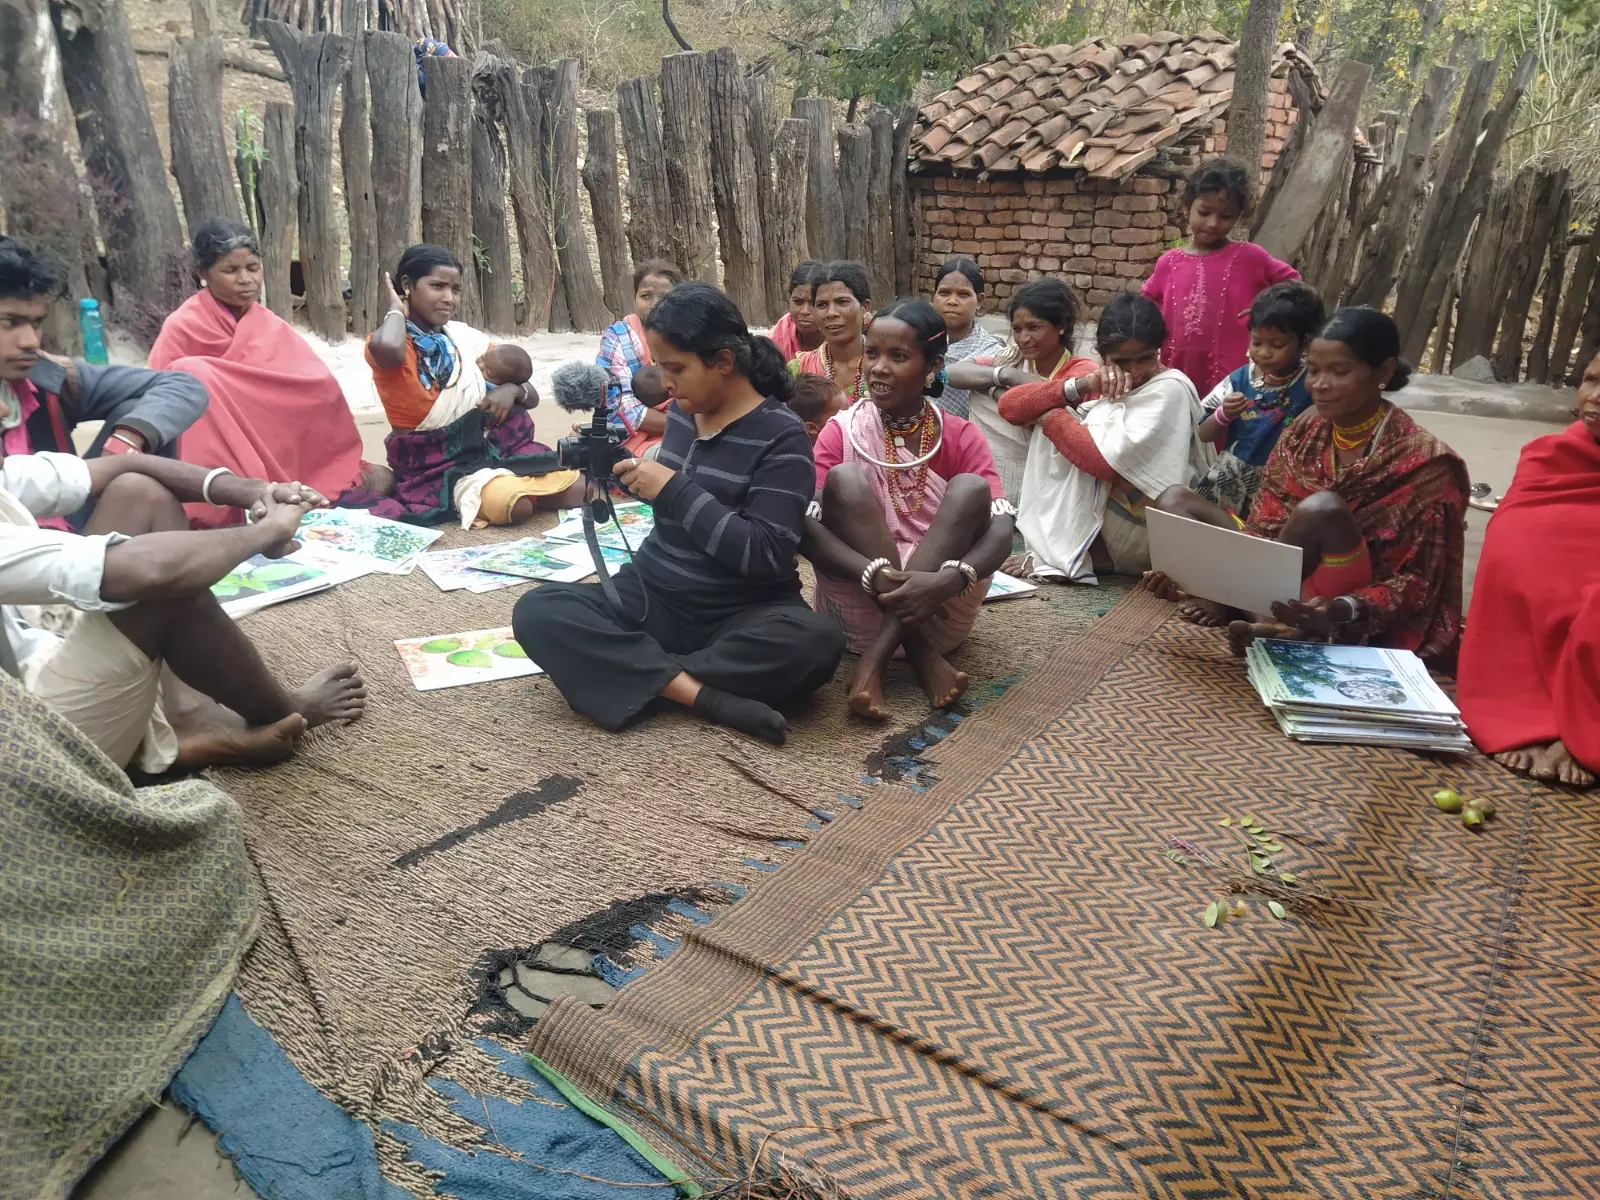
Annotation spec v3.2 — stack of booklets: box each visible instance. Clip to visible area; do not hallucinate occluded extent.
[1245,639,1472,754]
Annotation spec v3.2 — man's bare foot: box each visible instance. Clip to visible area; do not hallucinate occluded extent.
[905,637,969,709]
[1178,598,1231,627]
[1226,619,1308,657]
[1530,740,1596,787]
[847,658,890,721]
[1000,551,1033,578]
[174,713,308,770]
[291,661,368,727]
[1492,748,1540,777]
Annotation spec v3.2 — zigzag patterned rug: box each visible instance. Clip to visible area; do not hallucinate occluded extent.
[529,589,1600,1199]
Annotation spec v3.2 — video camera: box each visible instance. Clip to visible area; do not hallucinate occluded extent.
[552,362,629,478]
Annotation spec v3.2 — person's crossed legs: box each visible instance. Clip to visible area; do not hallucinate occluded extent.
[76,473,367,770]
[820,464,992,720]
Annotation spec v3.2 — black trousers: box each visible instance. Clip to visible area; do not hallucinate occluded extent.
[513,569,846,731]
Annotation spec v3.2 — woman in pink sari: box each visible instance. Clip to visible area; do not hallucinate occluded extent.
[149,219,365,527]
[804,298,1014,721]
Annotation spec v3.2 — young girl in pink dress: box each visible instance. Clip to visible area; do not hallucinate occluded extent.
[1142,159,1299,396]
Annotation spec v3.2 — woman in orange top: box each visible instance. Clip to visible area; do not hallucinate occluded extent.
[347,243,580,525]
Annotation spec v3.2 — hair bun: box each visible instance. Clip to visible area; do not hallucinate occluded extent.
[1385,357,1413,392]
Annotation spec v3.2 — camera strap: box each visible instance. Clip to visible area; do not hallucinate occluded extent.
[583,483,628,613]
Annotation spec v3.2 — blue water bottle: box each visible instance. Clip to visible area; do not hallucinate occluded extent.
[78,297,108,364]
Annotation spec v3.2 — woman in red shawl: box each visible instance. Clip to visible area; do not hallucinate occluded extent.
[1143,307,1468,666]
[1457,355,1600,788]
[150,219,368,527]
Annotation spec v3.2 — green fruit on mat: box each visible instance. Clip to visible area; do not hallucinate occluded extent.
[1462,808,1485,829]
[1467,797,1496,817]
[1432,790,1464,812]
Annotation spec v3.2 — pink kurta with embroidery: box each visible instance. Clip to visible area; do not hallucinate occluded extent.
[1141,241,1299,396]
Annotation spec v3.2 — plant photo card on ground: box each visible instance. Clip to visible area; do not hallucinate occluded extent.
[543,500,655,550]
[296,508,442,574]
[545,540,631,578]
[417,541,536,593]
[212,554,338,618]
[394,627,544,691]
[983,572,1039,602]
[470,541,597,583]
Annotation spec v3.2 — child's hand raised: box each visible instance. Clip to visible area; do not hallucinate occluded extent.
[1221,391,1249,420]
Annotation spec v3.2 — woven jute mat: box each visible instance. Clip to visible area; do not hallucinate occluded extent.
[213,515,1126,1191]
[530,589,1600,1199]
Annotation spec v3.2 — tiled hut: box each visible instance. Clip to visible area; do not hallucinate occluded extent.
[911,33,1316,314]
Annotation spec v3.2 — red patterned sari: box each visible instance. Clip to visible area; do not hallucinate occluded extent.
[1245,402,1469,665]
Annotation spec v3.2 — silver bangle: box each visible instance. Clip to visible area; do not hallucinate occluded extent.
[384,307,405,321]
[1063,377,1080,404]
[940,559,979,595]
[991,365,1003,389]
[805,499,823,521]
[990,497,1017,518]
[201,466,233,506]
[860,556,891,595]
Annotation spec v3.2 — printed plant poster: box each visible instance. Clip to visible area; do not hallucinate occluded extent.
[394,627,544,691]
[296,508,442,573]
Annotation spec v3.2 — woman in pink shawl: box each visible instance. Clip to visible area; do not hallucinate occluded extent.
[804,298,1014,721]
[150,219,366,527]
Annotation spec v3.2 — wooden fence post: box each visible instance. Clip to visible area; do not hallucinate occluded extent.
[233,111,261,234]
[340,30,379,334]
[51,0,187,334]
[1346,64,1453,309]
[707,47,765,319]
[1398,50,1535,365]
[1493,168,1568,381]
[168,37,243,230]
[793,96,844,260]
[1526,181,1573,383]
[528,65,571,331]
[1451,175,1513,367]
[891,103,917,298]
[365,31,422,284]
[746,74,785,320]
[616,75,672,266]
[1552,232,1600,386]
[258,100,297,321]
[770,117,810,312]
[660,52,717,282]
[836,123,871,271]
[262,20,352,340]
[1568,268,1600,386]
[419,53,476,325]
[865,106,895,304]
[549,58,610,331]
[584,108,631,320]
[499,63,553,331]
[470,71,516,333]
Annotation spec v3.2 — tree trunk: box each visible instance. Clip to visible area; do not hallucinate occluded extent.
[864,105,895,304]
[659,51,717,282]
[1493,168,1568,382]
[1525,179,1572,384]
[1346,64,1453,309]
[793,96,844,260]
[418,51,475,324]
[258,100,297,320]
[528,65,569,331]
[469,83,515,333]
[548,58,609,331]
[706,46,765,320]
[51,0,187,339]
[1551,227,1600,387]
[770,117,810,314]
[340,30,379,333]
[583,107,631,321]
[262,20,352,340]
[365,30,422,286]
[1398,51,1536,364]
[0,0,93,352]
[836,122,871,275]
[1429,273,1458,374]
[616,74,671,267]
[1255,61,1372,266]
[891,102,917,298]
[168,36,243,231]
[1404,0,1446,99]
[1229,0,1286,193]
[1451,177,1513,367]
[1568,263,1600,387]
[499,62,553,331]
[746,73,785,321]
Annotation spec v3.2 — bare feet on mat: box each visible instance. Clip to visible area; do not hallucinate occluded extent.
[847,659,890,722]
[1492,747,1542,777]
[1178,597,1231,627]
[906,638,969,709]
[1000,552,1033,579]
[1227,619,1308,657]
[291,661,368,728]
[174,714,308,770]
[1531,740,1596,787]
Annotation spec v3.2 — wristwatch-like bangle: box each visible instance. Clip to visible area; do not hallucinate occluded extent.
[860,556,892,595]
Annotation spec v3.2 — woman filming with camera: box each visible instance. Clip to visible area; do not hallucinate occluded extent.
[513,283,846,745]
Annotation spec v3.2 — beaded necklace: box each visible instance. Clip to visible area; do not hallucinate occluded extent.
[820,339,867,400]
[882,404,936,514]
[1331,406,1384,451]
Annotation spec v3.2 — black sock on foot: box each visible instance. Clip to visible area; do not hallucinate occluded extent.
[692,685,788,745]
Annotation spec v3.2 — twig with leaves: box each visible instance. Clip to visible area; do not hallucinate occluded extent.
[1164,812,1344,928]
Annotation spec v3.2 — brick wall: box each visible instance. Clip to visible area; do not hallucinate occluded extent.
[916,77,1297,315]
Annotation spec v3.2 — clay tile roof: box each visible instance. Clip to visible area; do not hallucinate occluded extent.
[912,34,1369,179]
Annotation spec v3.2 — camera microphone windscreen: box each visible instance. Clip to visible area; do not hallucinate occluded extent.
[551,361,611,413]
